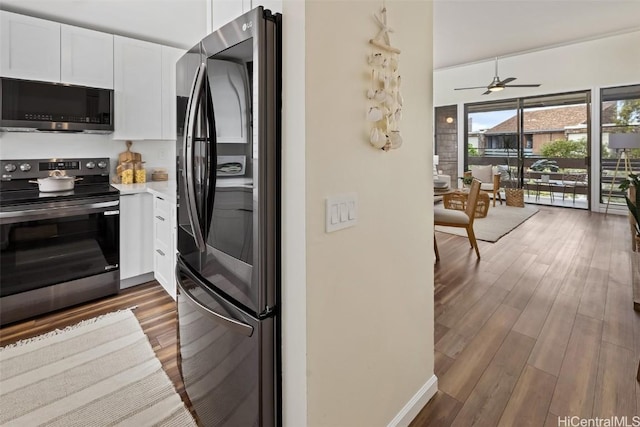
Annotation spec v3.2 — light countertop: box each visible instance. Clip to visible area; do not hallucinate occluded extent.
[112,180,177,202]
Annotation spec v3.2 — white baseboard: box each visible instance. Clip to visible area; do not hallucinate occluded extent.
[387,374,438,427]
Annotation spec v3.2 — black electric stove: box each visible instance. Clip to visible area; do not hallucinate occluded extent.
[0,158,118,208]
[0,157,121,326]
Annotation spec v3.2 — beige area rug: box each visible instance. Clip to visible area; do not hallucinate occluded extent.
[436,203,539,242]
[0,309,196,427]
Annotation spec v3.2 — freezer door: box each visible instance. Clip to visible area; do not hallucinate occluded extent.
[177,260,275,427]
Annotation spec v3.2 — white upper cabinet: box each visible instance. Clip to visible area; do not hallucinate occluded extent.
[0,11,114,88]
[212,0,244,31]
[254,0,283,14]
[161,46,184,140]
[61,25,113,89]
[0,11,61,82]
[113,36,162,140]
[211,0,282,31]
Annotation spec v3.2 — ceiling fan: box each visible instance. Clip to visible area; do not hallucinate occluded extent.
[454,57,541,95]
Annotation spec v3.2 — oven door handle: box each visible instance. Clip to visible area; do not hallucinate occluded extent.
[0,200,120,225]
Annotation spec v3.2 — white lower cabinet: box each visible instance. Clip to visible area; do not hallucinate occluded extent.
[119,193,154,284]
[153,195,177,299]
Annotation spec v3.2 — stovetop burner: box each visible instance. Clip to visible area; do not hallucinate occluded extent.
[0,157,119,208]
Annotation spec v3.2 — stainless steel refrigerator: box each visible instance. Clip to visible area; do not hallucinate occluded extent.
[175,7,281,427]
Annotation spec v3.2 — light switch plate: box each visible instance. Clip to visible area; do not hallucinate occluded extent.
[326,193,358,232]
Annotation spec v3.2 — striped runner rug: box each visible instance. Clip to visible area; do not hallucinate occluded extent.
[0,309,196,427]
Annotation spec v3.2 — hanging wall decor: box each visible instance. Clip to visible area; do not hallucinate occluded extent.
[367,3,402,151]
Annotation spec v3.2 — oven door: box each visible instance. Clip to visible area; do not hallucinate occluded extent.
[0,197,120,298]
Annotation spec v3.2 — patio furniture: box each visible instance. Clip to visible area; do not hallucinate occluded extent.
[536,174,556,202]
[465,166,502,206]
[434,178,481,259]
[561,172,587,202]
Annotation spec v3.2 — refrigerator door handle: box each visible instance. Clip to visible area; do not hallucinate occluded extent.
[177,274,254,337]
[203,74,217,238]
[183,62,207,251]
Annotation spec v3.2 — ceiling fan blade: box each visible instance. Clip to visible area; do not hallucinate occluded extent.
[454,57,541,93]
[454,86,489,90]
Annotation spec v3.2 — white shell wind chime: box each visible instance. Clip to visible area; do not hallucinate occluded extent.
[367,3,402,151]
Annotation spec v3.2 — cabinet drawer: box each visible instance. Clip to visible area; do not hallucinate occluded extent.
[154,215,172,248]
[153,196,172,220]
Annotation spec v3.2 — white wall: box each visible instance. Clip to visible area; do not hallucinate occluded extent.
[302,1,435,425]
[280,0,307,425]
[434,29,640,106]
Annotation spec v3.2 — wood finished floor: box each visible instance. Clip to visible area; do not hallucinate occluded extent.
[1,206,638,426]
[413,206,640,426]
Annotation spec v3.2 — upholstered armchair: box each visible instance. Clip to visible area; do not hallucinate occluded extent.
[465,165,502,207]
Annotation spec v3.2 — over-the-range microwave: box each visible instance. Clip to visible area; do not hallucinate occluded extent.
[0,77,114,133]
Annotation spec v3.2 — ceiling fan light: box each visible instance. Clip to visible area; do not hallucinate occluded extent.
[489,86,504,92]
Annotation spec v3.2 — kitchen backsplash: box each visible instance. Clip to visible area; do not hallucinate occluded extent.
[0,132,176,181]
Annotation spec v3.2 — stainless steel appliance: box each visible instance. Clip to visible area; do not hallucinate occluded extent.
[0,158,120,325]
[0,78,114,133]
[176,7,281,427]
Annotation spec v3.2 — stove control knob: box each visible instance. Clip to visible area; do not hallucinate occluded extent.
[20,163,32,172]
[97,161,107,169]
[4,163,17,172]
[86,161,96,169]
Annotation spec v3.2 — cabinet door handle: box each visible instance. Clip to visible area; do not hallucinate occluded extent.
[155,215,165,221]
[156,249,165,256]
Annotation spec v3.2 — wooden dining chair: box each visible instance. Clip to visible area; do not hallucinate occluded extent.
[434,178,481,259]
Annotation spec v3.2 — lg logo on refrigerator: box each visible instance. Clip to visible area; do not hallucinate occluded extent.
[242,21,253,31]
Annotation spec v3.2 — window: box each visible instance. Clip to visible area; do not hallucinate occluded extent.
[600,84,640,207]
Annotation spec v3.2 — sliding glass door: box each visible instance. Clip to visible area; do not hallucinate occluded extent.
[521,92,590,209]
[465,100,520,188]
[465,91,591,209]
